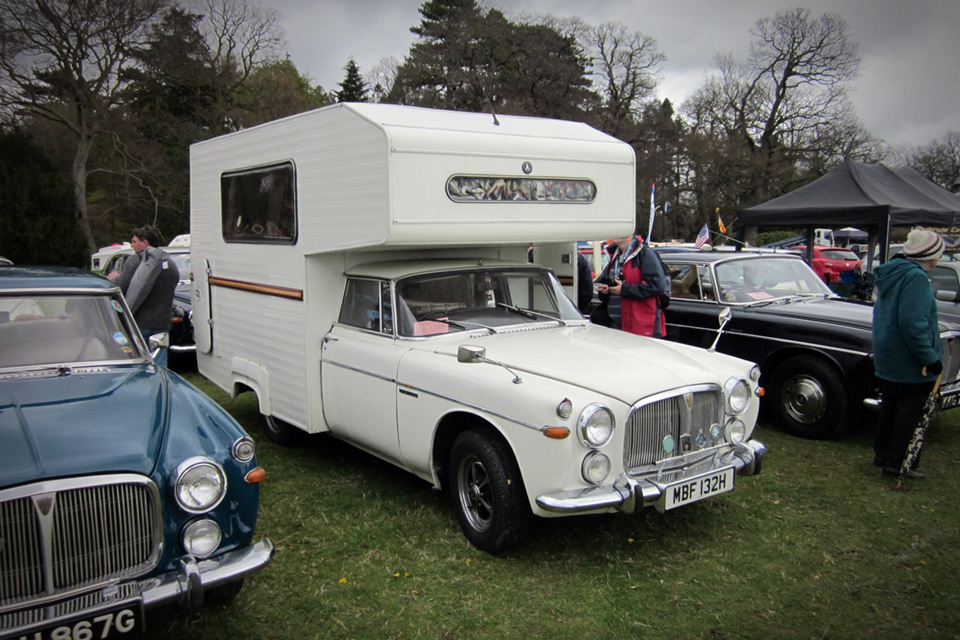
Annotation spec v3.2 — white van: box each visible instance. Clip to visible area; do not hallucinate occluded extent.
[190,103,765,552]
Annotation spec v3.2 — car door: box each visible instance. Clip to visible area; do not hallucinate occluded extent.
[663,261,725,349]
[320,277,405,464]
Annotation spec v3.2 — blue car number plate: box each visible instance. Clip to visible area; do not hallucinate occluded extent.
[10,602,142,640]
[662,467,735,510]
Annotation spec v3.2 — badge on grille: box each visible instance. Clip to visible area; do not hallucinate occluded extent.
[662,435,675,453]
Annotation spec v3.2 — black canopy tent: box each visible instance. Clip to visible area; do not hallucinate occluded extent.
[738,160,960,267]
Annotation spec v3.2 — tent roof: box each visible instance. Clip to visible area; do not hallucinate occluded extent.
[739,160,960,228]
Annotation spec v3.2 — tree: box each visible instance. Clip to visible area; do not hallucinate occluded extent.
[682,8,870,239]
[0,129,86,266]
[0,0,170,255]
[584,21,665,141]
[336,59,369,103]
[388,0,595,119]
[905,131,960,191]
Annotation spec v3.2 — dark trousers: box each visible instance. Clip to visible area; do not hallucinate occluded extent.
[874,378,935,468]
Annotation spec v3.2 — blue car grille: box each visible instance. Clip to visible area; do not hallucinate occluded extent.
[0,476,161,613]
[624,386,724,470]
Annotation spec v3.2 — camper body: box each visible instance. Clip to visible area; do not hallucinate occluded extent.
[191,103,765,553]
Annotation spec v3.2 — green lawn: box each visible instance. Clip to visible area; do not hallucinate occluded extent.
[143,372,960,640]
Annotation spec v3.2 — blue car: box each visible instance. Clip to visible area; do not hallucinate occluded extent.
[0,266,273,639]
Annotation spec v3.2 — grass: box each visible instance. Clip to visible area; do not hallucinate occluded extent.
[142,370,960,640]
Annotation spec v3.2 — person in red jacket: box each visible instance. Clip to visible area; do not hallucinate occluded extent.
[596,234,669,338]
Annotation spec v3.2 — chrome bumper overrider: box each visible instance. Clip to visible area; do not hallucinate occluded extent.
[536,440,766,515]
[1,540,274,637]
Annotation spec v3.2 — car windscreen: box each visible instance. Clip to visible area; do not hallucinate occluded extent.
[395,268,581,337]
[0,294,145,368]
[714,258,832,303]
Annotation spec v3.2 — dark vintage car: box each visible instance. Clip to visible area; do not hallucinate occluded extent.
[0,266,273,638]
[99,246,194,362]
[658,250,960,439]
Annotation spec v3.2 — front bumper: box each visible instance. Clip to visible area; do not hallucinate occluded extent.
[0,539,274,638]
[535,440,766,515]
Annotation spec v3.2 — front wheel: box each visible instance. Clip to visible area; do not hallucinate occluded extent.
[448,429,531,554]
[769,355,846,439]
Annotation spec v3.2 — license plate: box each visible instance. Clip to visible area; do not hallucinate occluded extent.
[9,601,142,640]
[661,467,735,510]
[940,392,960,410]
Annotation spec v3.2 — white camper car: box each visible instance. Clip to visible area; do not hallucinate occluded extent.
[190,103,766,553]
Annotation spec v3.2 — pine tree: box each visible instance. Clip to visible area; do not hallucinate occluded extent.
[336,59,369,103]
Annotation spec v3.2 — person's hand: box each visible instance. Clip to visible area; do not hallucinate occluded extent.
[597,278,622,295]
[922,360,943,376]
[106,271,119,281]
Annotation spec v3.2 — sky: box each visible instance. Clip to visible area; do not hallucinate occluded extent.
[266,0,960,149]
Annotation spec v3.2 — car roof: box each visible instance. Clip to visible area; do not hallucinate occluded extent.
[346,258,536,280]
[655,250,808,265]
[0,265,119,292]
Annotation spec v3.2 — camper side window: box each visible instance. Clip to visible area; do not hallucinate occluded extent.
[221,162,297,244]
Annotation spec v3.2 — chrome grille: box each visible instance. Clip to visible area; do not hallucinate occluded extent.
[0,475,161,609]
[624,386,724,471]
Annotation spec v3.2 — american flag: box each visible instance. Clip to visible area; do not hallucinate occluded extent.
[695,223,710,249]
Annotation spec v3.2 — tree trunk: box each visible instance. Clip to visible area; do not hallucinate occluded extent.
[72,133,97,256]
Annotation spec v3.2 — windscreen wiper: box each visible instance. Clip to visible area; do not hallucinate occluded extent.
[496,302,566,327]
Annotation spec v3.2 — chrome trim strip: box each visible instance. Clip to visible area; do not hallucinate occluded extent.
[667,321,872,358]
[322,358,548,433]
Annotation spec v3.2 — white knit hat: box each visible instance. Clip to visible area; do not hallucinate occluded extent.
[902,228,944,262]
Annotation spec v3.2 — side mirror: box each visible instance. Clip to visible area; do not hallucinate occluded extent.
[935,289,960,303]
[149,331,170,357]
[709,307,733,352]
[458,345,486,363]
[717,306,732,327]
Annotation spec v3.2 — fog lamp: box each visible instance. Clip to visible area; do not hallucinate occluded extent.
[581,451,611,485]
[182,519,222,558]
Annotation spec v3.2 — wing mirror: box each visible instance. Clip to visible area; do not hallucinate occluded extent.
[709,307,733,352]
[458,345,486,363]
[935,289,960,303]
[148,331,170,358]
[457,345,522,384]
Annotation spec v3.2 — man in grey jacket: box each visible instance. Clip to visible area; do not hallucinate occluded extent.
[110,225,179,366]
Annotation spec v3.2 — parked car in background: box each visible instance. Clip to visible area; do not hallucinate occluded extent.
[658,250,960,438]
[788,245,863,284]
[98,242,195,362]
[0,266,273,639]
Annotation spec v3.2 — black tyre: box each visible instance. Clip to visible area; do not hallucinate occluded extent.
[448,429,531,554]
[769,355,846,439]
[262,414,301,446]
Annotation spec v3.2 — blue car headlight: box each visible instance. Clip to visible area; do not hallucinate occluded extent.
[175,457,227,514]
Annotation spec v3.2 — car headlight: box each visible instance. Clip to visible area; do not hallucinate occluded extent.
[577,403,615,448]
[724,378,751,415]
[581,451,611,485]
[749,365,761,382]
[725,419,747,444]
[182,519,222,558]
[175,457,227,513]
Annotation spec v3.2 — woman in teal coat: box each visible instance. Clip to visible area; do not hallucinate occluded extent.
[872,229,944,479]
